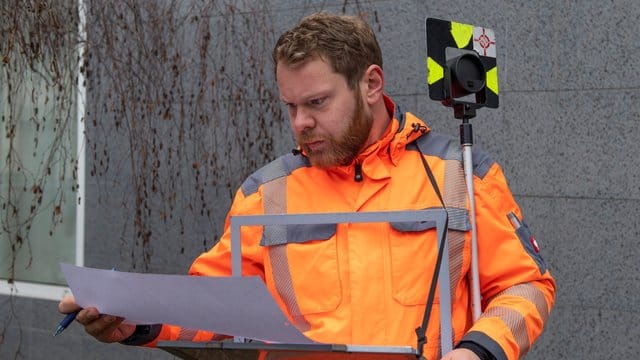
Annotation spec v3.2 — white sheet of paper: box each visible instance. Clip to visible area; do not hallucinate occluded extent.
[60,263,315,344]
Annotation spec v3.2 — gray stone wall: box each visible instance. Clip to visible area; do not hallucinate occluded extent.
[2,0,638,359]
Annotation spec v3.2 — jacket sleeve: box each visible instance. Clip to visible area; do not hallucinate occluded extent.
[125,187,267,347]
[459,162,556,360]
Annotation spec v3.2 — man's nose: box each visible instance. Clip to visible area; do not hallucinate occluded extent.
[291,107,315,133]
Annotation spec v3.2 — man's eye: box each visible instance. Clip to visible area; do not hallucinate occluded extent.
[309,98,325,106]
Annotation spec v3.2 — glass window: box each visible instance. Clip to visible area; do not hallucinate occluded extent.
[0,1,84,299]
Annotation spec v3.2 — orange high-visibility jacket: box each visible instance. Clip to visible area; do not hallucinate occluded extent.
[140,96,555,360]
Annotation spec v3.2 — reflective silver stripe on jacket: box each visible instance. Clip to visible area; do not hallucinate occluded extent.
[481,282,550,358]
[262,177,311,331]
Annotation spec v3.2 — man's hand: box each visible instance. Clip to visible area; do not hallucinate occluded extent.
[58,295,136,343]
[441,348,481,360]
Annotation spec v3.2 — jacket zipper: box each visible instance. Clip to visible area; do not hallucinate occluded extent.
[354,162,363,182]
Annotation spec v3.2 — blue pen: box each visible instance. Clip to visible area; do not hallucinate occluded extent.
[54,267,116,336]
[54,311,78,336]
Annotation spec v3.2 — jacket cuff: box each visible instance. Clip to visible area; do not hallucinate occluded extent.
[459,331,507,360]
[456,340,495,360]
[119,324,162,346]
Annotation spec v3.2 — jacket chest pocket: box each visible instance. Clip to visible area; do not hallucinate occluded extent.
[389,221,440,306]
[261,223,341,316]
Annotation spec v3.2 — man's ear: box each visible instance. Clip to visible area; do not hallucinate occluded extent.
[363,64,385,104]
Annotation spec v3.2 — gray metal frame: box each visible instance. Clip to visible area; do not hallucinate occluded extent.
[229,209,453,354]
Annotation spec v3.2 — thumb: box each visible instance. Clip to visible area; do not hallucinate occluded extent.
[58,294,82,314]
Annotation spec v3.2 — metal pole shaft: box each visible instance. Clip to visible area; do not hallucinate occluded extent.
[461,121,482,321]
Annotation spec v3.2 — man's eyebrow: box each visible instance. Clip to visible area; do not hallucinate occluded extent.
[280,88,331,105]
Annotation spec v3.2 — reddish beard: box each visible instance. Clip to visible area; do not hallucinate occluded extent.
[298,88,373,168]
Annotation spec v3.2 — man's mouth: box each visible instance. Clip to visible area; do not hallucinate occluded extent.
[305,140,325,152]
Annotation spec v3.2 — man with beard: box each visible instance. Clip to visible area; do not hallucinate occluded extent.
[59,12,555,360]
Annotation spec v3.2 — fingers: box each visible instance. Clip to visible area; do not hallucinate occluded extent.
[58,295,136,343]
[77,308,134,343]
[75,306,101,325]
[58,294,81,314]
[83,313,126,343]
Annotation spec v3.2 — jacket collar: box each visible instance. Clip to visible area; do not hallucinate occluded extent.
[360,94,431,166]
[292,94,431,178]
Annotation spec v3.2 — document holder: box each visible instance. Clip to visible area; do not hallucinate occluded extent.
[158,340,419,359]
[159,209,452,359]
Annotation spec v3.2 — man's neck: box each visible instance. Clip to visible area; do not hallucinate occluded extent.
[364,95,393,147]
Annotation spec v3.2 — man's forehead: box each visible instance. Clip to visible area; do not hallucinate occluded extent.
[277,58,346,101]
